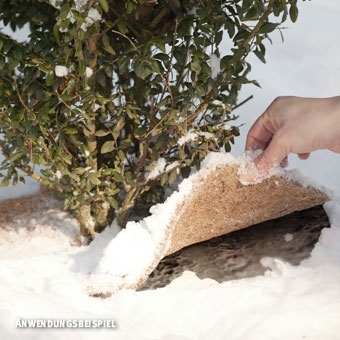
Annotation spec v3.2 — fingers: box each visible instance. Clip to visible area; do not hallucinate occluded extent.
[245,116,274,151]
[245,113,288,175]
[298,153,310,160]
[280,156,288,168]
[239,133,288,184]
[243,95,340,184]
[254,134,288,172]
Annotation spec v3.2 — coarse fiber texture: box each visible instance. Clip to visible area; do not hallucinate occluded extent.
[166,164,329,255]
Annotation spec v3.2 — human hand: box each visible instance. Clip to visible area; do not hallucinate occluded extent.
[243,96,340,181]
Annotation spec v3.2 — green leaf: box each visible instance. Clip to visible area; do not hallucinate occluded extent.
[45,70,54,86]
[53,23,60,41]
[133,60,154,80]
[96,70,109,88]
[117,19,128,34]
[98,0,109,13]
[101,140,115,154]
[160,172,168,186]
[149,59,162,74]
[151,38,166,53]
[64,127,78,134]
[220,55,232,69]
[111,170,125,182]
[224,142,231,152]
[215,30,223,46]
[118,149,126,162]
[289,3,299,23]
[154,53,169,62]
[241,0,253,12]
[126,1,135,14]
[102,34,116,55]
[253,49,266,63]
[1,177,10,187]
[273,0,283,17]
[9,152,25,163]
[259,22,278,34]
[243,7,260,21]
[95,129,111,137]
[233,28,250,42]
[168,169,178,185]
[12,46,22,61]
[225,21,235,39]
[0,56,5,70]
[107,196,119,209]
[180,166,191,178]
[88,172,101,185]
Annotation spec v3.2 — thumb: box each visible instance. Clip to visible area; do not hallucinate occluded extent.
[239,141,287,184]
[254,137,288,174]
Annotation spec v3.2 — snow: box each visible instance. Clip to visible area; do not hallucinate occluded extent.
[85,67,93,78]
[146,157,167,180]
[55,65,69,77]
[81,8,102,31]
[74,0,89,11]
[1,1,340,339]
[55,64,93,79]
[284,233,293,242]
[237,149,286,185]
[210,54,220,79]
[146,158,180,180]
[177,130,215,146]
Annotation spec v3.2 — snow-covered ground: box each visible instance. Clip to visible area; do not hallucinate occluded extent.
[1,1,340,339]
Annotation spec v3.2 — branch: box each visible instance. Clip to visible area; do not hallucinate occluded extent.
[150,7,169,29]
[111,29,139,52]
[232,95,253,111]
[20,166,44,183]
[13,78,29,113]
[207,0,276,100]
[234,0,275,60]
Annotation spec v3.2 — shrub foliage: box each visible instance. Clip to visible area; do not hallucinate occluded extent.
[0,0,301,235]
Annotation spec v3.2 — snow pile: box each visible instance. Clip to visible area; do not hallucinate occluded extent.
[1,197,340,339]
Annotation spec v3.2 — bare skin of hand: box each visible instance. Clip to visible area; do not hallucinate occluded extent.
[243,96,340,181]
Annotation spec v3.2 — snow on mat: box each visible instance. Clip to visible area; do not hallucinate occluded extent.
[80,152,329,295]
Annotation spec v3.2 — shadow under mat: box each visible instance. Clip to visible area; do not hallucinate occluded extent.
[139,205,330,290]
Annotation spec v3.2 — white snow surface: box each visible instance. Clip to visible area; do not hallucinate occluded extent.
[1,1,340,339]
[177,130,215,146]
[210,53,220,79]
[55,65,69,77]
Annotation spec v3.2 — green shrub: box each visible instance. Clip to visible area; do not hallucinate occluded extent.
[0,0,301,236]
